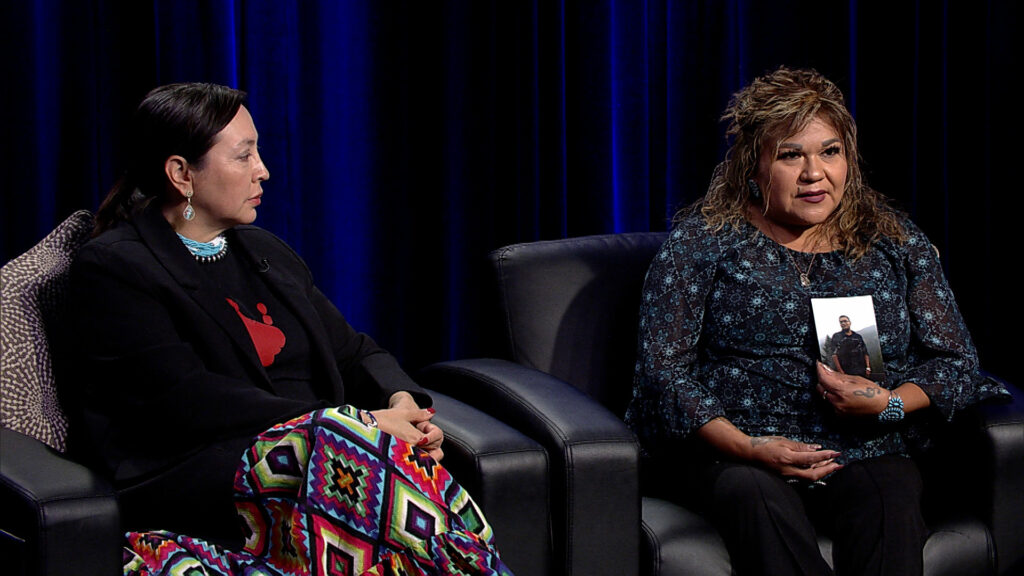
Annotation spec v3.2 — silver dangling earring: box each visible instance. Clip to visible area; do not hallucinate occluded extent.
[183,190,196,221]
[747,179,762,200]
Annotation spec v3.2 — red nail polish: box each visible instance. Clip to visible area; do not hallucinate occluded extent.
[418,437,430,446]
[426,408,436,415]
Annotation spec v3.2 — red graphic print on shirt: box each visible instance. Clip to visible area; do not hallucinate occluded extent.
[226,298,286,367]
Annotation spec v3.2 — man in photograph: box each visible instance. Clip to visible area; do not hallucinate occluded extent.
[830,315,871,377]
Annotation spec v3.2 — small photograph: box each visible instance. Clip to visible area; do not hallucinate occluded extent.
[811,295,886,380]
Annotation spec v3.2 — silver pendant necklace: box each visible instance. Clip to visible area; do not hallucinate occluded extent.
[761,219,825,287]
[776,230,822,287]
[785,249,817,287]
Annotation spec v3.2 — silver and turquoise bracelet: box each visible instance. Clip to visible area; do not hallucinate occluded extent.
[878,390,905,422]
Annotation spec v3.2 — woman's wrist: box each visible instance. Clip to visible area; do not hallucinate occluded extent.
[877,389,904,422]
[388,391,417,409]
[699,416,756,461]
[890,382,930,415]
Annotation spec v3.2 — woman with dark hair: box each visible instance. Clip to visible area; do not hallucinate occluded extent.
[626,67,1008,575]
[66,83,511,575]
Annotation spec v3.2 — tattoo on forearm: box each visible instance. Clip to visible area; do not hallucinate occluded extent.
[853,387,882,398]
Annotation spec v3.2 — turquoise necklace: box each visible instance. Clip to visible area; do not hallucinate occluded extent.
[177,233,229,263]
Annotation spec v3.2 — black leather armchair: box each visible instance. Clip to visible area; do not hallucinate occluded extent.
[0,211,551,576]
[419,231,1024,576]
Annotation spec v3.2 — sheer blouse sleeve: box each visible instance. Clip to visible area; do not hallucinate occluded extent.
[627,216,730,444]
[892,221,1009,419]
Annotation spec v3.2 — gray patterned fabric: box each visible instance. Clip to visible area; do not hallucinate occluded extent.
[1,210,94,451]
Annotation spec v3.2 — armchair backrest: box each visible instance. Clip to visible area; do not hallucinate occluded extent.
[1,210,95,452]
[488,231,668,416]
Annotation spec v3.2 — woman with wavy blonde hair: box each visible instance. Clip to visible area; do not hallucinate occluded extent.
[628,67,1007,575]
[697,66,904,259]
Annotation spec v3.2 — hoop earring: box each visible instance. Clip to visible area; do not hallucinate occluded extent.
[183,190,196,221]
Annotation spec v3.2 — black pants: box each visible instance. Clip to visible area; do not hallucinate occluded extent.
[697,455,927,576]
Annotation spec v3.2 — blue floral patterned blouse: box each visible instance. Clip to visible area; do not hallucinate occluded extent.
[626,211,1008,464]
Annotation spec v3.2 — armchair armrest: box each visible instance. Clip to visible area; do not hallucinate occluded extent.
[919,373,1024,576]
[963,374,1024,576]
[421,358,641,576]
[0,428,122,576]
[426,390,552,576]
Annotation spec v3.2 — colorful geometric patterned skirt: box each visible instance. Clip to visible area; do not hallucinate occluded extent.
[123,406,516,576]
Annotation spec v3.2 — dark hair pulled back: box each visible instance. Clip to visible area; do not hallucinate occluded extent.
[93,83,247,235]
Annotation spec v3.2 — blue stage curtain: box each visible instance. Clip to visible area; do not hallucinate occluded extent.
[2,0,1019,377]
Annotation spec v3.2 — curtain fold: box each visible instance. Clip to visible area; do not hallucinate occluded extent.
[3,0,1018,377]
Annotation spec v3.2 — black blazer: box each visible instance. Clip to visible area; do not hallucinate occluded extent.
[64,203,429,485]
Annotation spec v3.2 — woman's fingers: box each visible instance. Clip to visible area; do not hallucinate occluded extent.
[786,460,844,481]
[365,406,445,461]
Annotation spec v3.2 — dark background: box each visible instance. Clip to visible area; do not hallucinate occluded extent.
[2,1,1019,380]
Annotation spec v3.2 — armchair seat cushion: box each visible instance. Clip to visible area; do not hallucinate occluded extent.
[640,497,730,576]
[920,517,994,576]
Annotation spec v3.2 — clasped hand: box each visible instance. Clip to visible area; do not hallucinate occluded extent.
[815,361,889,417]
[749,436,842,481]
[363,392,445,461]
